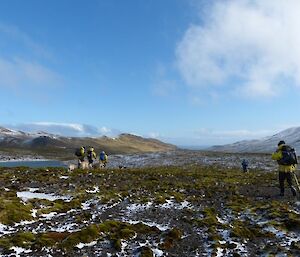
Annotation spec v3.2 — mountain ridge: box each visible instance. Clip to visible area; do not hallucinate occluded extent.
[208,127,300,153]
[0,126,177,159]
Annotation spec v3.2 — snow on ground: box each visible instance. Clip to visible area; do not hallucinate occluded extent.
[125,219,170,231]
[161,199,193,210]
[17,191,71,202]
[85,186,99,193]
[76,241,97,249]
[9,247,32,257]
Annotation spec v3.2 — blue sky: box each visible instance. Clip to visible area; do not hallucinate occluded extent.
[1,0,300,146]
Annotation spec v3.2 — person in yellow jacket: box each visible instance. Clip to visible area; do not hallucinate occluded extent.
[75,146,86,168]
[272,140,297,197]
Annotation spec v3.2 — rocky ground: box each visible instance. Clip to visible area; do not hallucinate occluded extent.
[67,150,276,172]
[0,151,299,257]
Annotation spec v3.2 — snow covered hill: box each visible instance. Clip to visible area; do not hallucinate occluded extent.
[209,127,300,153]
[0,126,176,156]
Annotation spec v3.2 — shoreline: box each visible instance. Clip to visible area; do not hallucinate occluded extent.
[0,158,51,163]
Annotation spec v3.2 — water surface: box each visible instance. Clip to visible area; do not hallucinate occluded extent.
[0,160,66,168]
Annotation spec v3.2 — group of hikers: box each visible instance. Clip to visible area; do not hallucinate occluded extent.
[242,140,299,197]
[74,140,299,197]
[75,146,108,169]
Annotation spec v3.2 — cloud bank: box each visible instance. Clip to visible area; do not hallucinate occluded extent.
[176,0,300,98]
[5,122,121,138]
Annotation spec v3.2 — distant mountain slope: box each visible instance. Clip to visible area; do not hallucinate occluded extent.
[209,127,300,153]
[0,126,177,159]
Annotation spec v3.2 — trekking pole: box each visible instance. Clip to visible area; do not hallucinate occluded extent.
[293,171,300,194]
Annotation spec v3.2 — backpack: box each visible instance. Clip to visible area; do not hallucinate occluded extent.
[100,153,106,161]
[278,145,298,165]
[75,148,82,157]
[87,150,93,159]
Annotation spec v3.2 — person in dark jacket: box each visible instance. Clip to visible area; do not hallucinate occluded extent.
[87,147,97,168]
[241,159,249,172]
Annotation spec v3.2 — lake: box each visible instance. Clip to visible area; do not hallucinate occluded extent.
[0,160,67,168]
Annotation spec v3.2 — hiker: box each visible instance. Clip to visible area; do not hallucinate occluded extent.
[99,151,108,167]
[87,147,97,168]
[75,146,85,169]
[241,159,249,172]
[272,140,297,197]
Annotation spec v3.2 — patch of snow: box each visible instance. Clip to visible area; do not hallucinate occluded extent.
[82,201,91,210]
[160,199,192,210]
[216,247,223,257]
[0,223,8,233]
[28,187,39,192]
[126,202,153,214]
[153,248,164,257]
[10,247,32,256]
[40,212,57,220]
[76,240,97,249]
[31,209,38,218]
[86,186,99,193]
[125,219,169,231]
[0,223,15,236]
[17,191,71,202]
[216,215,227,224]
[59,176,69,179]
[15,220,35,226]
[116,240,128,256]
[52,223,79,232]
[4,187,10,191]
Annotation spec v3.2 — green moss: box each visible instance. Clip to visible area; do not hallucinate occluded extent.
[160,228,183,250]
[0,197,33,225]
[11,232,35,248]
[119,228,136,239]
[112,238,122,251]
[140,246,154,257]
[282,213,300,231]
[35,234,58,248]
[61,224,100,250]
[154,195,166,204]
[207,227,222,242]
[230,220,271,239]
[133,222,160,234]
[0,238,12,250]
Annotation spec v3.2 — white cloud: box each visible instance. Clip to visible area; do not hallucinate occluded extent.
[0,57,62,89]
[5,122,121,137]
[0,23,61,90]
[0,23,52,59]
[148,132,160,139]
[176,0,300,98]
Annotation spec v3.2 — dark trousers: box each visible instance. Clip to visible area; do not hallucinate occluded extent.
[279,172,296,196]
[77,157,85,168]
